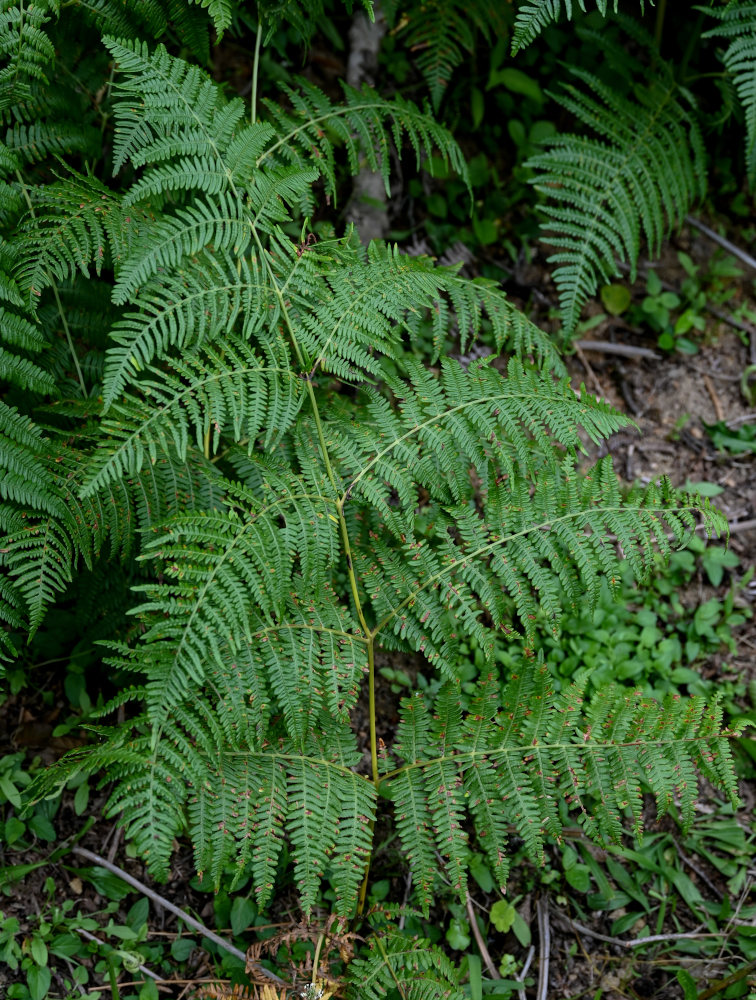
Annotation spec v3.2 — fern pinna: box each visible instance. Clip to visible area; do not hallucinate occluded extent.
[0,1,742,993]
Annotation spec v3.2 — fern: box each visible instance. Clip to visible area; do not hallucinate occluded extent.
[347,926,463,999]
[387,664,739,913]
[527,62,705,335]
[1,0,743,961]
[703,2,756,189]
[511,0,646,53]
[384,0,508,111]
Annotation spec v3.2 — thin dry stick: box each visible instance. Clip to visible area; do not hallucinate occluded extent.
[71,846,287,987]
[730,518,756,533]
[516,945,535,1000]
[686,215,756,272]
[703,373,725,422]
[574,340,660,360]
[535,898,550,1000]
[563,916,721,950]
[465,891,500,982]
[573,341,605,398]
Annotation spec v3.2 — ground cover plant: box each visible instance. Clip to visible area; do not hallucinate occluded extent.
[1,1,755,997]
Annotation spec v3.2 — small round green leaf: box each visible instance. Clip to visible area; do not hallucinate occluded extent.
[600,283,631,315]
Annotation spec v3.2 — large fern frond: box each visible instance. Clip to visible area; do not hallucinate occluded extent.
[526,67,705,335]
[30,702,377,913]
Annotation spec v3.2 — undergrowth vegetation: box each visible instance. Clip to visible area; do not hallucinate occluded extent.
[1,1,755,998]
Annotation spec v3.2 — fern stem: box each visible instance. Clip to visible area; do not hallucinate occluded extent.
[654,0,667,52]
[251,21,262,125]
[14,168,87,396]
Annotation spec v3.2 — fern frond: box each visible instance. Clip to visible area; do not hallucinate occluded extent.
[72,0,167,38]
[527,67,705,334]
[388,0,505,111]
[127,471,343,722]
[363,458,725,668]
[0,402,59,512]
[388,663,739,914]
[102,250,272,406]
[112,192,252,304]
[0,1,56,111]
[347,928,463,1000]
[332,357,631,533]
[30,703,377,911]
[84,336,302,494]
[4,119,101,164]
[259,78,469,211]
[188,0,233,36]
[15,171,134,304]
[704,3,756,188]
[511,1,645,53]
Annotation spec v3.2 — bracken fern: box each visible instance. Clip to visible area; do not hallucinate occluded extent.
[0,2,747,995]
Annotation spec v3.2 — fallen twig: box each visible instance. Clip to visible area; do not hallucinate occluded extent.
[516,945,535,1000]
[703,373,725,422]
[74,926,161,982]
[71,846,287,987]
[535,898,550,1000]
[466,891,500,982]
[574,339,660,360]
[686,215,756,272]
[730,518,756,533]
[559,914,722,950]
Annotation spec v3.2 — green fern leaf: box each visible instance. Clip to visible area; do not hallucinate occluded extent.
[388,662,740,915]
[260,78,470,210]
[387,0,506,110]
[84,336,302,494]
[188,0,233,35]
[512,1,646,53]
[347,929,463,1000]
[0,1,56,111]
[333,357,632,534]
[363,458,725,668]
[102,251,272,406]
[704,3,756,188]
[527,67,705,334]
